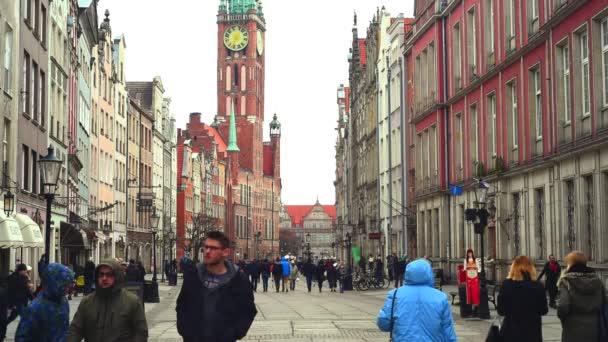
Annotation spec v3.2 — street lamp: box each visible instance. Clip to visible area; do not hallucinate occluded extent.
[344,225,353,291]
[38,145,62,265]
[150,211,160,283]
[4,190,14,216]
[464,178,491,319]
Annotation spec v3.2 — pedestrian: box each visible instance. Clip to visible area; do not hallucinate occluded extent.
[250,260,261,292]
[337,261,347,293]
[164,260,171,282]
[377,259,457,341]
[289,261,298,291]
[327,260,338,292]
[281,257,290,292]
[136,261,146,282]
[302,259,315,293]
[6,264,34,326]
[537,255,561,308]
[316,260,325,293]
[67,259,148,342]
[260,259,270,292]
[15,263,74,341]
[83,258,95,294]
[497,255,548,342]
[367,255,374,274]
[358,257,366,273]
[37,254,46,279]
[387,254,395,283]
[374,256,384,284]
[556,251,606,342]
[175,231,256,342]
[125,259,139,282]
[0,277,7,341]
[170,259,179,286]
[464,249,480,311]
[394,256,405,288]
[271,257,283,293]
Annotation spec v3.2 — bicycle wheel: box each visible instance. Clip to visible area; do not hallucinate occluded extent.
[373,278,385,289]
[356,279,370,291]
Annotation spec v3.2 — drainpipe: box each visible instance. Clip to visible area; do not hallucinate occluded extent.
[376,66,381,258]
[386,54,393,257]
[399,56,407,257]
[441,13,452,277]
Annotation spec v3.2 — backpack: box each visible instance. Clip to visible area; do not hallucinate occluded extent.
[272,263,282,276]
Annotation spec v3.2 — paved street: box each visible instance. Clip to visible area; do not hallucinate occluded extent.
[3,279,563,341]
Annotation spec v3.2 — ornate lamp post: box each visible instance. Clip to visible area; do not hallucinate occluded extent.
[464,179,491,319]
[38,146,62,265]
[344,225,353,290]
[4,190,14,216]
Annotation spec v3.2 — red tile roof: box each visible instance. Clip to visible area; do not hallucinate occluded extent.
[284,204,337,228]
[358,39,367,66]
[263,144,274,176]
[404,18,414,33]
[205,125,227,154]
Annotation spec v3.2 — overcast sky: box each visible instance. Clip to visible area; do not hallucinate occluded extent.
[100,0,414,205]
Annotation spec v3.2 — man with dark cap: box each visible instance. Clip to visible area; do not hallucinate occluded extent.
[6,264,33,325]
[67,259,148,341]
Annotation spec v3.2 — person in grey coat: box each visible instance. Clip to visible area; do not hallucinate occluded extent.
[556,251,606,342]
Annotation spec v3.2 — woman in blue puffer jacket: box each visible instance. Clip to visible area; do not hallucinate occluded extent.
[377,259,457,342]
[280,257,291,292]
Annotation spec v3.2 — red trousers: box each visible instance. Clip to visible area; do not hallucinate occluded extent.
[466,276,480,305]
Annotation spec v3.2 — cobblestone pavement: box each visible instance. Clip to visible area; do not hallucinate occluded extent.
[3,279,563,341]
[146,280,563,341]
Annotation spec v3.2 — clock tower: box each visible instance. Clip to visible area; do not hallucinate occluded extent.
[216,0,266,173]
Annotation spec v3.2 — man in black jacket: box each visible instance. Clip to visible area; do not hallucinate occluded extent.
[176,231,256,342]
[6,264,33,325]
[537,254,561,308]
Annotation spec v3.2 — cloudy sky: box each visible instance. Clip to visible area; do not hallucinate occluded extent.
[100,0,414,205]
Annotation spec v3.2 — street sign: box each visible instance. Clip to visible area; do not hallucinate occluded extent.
[368,233,381,240]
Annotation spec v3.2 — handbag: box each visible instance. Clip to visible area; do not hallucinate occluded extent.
[485,317,503,342]
[389,288,399,342]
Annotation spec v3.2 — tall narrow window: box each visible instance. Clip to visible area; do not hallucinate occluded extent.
[22,145,29,191]
[41,5,47,46]
[602,18,608,106]
[507,81,518,149]
[32,62,38,122]
[240,65,246,91]
[580,31,590,117]
[23,52,30,115]
[467,7,477,76]
[40,70,45,127]
[529,0,539,34]
[4,28,13,92]
[225,65,231,91]
[453,23,462,90]
[533,69,543,139]
[562,45,571,124]
[485,0,495,64]
[505,0,516,52]
[456,113,463,172]
[470,104,478,165]
[488,93,497,157]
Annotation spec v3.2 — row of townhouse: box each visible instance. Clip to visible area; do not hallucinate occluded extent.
[336,0,608,284]
[0,0,177,282]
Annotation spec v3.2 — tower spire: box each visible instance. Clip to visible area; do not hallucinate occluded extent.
[226,99,240,152]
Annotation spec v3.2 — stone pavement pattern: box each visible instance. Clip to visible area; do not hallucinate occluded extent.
[3,280,563,341]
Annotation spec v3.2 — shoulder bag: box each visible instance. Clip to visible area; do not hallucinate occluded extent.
[389,288,399,342]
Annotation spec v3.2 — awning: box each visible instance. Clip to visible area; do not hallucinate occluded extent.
[15,213,44,248]
[0,212,23,248]
[60,222,90,250]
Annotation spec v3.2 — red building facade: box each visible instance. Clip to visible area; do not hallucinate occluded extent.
[406,0,608,280]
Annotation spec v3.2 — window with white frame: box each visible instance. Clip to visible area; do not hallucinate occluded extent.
[562,44,571,124]
[505,0,516,52]
[3,27,13,93]
[485,0,495,62]
[488,93,497,157]
[470,104,479,164]
[533,68,543,139]
[602,18,608,106]
[453,22,462,90]
[456,113,463,169]
[467,6,477,75]
[507,81,518,149]
[580,30,590,117]
[529,0,539,34]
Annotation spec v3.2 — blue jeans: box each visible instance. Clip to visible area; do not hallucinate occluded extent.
[262,275,269,292]
[306,276,313,292]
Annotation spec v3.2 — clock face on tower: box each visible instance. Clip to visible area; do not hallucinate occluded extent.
[224,25,249,51]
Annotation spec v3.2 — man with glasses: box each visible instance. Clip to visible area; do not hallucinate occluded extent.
[67,259,148,341]
[176,231,257,342]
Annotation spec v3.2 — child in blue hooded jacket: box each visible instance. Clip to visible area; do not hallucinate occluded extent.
[15,263,74,342]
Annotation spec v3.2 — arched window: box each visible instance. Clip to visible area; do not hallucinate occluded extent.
[241,96,246,116]
[241,65,247,91]
[233,63,239,88]
[225,66,231,91]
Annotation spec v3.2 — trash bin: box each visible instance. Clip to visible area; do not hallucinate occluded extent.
[143,280,159,303]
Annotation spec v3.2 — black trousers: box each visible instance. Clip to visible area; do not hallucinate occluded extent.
[394,274,403,288]
[273,275,281,292]
[251,276,259,291]
[306,276,313,292]
[547,282,558,305]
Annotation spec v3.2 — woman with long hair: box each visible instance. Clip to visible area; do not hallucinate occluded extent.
[464,249,480,307]
[556,251,605,342]
[497,255,548,342]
